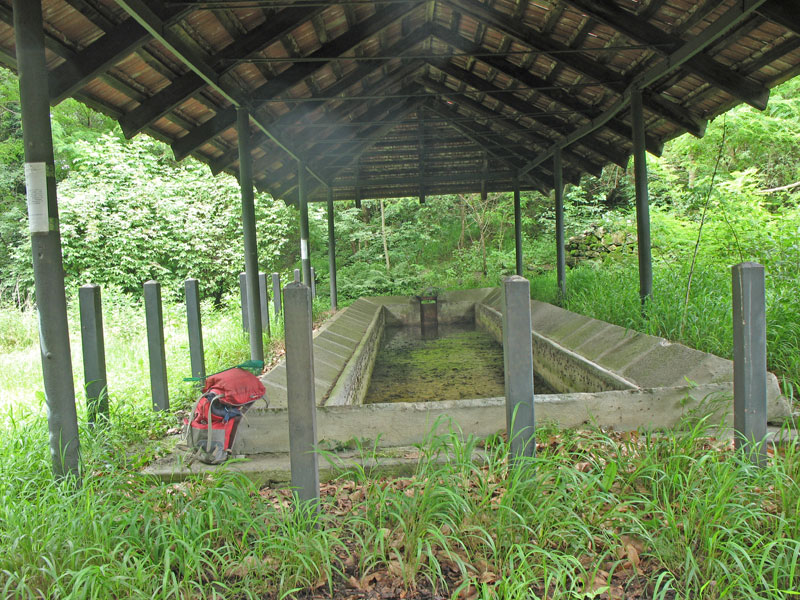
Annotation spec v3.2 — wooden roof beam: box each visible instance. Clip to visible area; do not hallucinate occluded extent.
[423,100,552,191]
[518,0,771,179]
[431,24,682,149]
[442,0,705,138]
[757,0,800,35]
[116,0,330,186]
[564,0,769,110]
[209,26,433,175]
[119,6,323,138]
[170,0,425,162]
[418,75,614,174]
[265,94,419,197]
[48,18,150,105]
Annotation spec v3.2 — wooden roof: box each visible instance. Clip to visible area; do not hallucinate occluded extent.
[0,0,798,203]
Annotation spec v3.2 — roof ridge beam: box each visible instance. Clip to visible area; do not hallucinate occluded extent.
[518,0,771,179]
[170,0,425,162]
[563,0,769,110]
[118,5,324,138]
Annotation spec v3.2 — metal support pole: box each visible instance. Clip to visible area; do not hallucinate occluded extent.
[310,267,316,299]
[502,275,536,461]
[554,149,566,298]
[259,272,271,337]
[631,89,653,305]
[326,186,338,312]
[15,0,80,478]
[271,272,282,315]
[284,281,320,509]
[732,262,768,466]
[144,281,169,412]
[513,178,523,276]
[238,108,263,361]
[298,161,312,287]
[239,271,248,332]
[79,284,108,428]
[185,278,205,382]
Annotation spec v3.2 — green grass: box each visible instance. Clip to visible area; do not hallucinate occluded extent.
[529,259,800,398]
[1,414,799,599]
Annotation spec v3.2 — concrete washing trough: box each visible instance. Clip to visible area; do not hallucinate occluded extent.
[230,287,790,455]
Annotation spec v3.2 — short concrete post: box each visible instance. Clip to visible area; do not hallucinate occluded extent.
[144,281,169,412]
[185,278,205,382]
[79,284,108,427]
[284,281,320,509]
[732,262,768,466]
[310,266,316,299]
[239,271,248,332]
[294,268,301,283]
[259,272,271,337]
[502,275,535,461]
[271,272,282,315]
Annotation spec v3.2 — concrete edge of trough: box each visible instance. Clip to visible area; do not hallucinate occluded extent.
[234,383,770,454]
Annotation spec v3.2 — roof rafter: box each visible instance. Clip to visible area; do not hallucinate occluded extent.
[118,5,325,138]
[169,0,426,162]
[563,0,770,109]
[443,0,705,137]
[115,0,330,186]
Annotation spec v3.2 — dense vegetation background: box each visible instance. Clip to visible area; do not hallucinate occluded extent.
[0,67,798,396]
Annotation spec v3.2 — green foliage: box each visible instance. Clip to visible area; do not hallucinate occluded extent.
[49,134,294,301]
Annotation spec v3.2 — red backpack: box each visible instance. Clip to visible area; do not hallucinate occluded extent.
[185,367,266,464]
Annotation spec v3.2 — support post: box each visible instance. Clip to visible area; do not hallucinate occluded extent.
[732,262,768,466]
[238,108,263,361]
[513,178,523,276]
[185,278,205,382]
[554,149,566,298]
[310,267,316,299]
[283,281,320,509]
[259,272,271,337]
[15,0,80,478]
[271,272,282,315]
[294,269,301,283]
[144,280,169,412]
[631,89,653,305]
[298,161,312,287]
[79,284,108,428]
[326,186,338,311]
[502,275,535,461]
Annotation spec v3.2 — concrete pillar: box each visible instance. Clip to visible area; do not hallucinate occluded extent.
[298,162,312,286]
[502,275,535,461]
[144,280,169,412]
[271,272,282,315]
[79,284,108,427]
[554,149,566,298]
[283,281,320,508]
[733,262,768,466]
[326,186,338,312]
[631,89,653,305]
[237,108,263,361]
[15,0,80,478]
[310,267,316,299]
[294,269,301,283]
[513,179,523,276]
[185,278,205,382]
